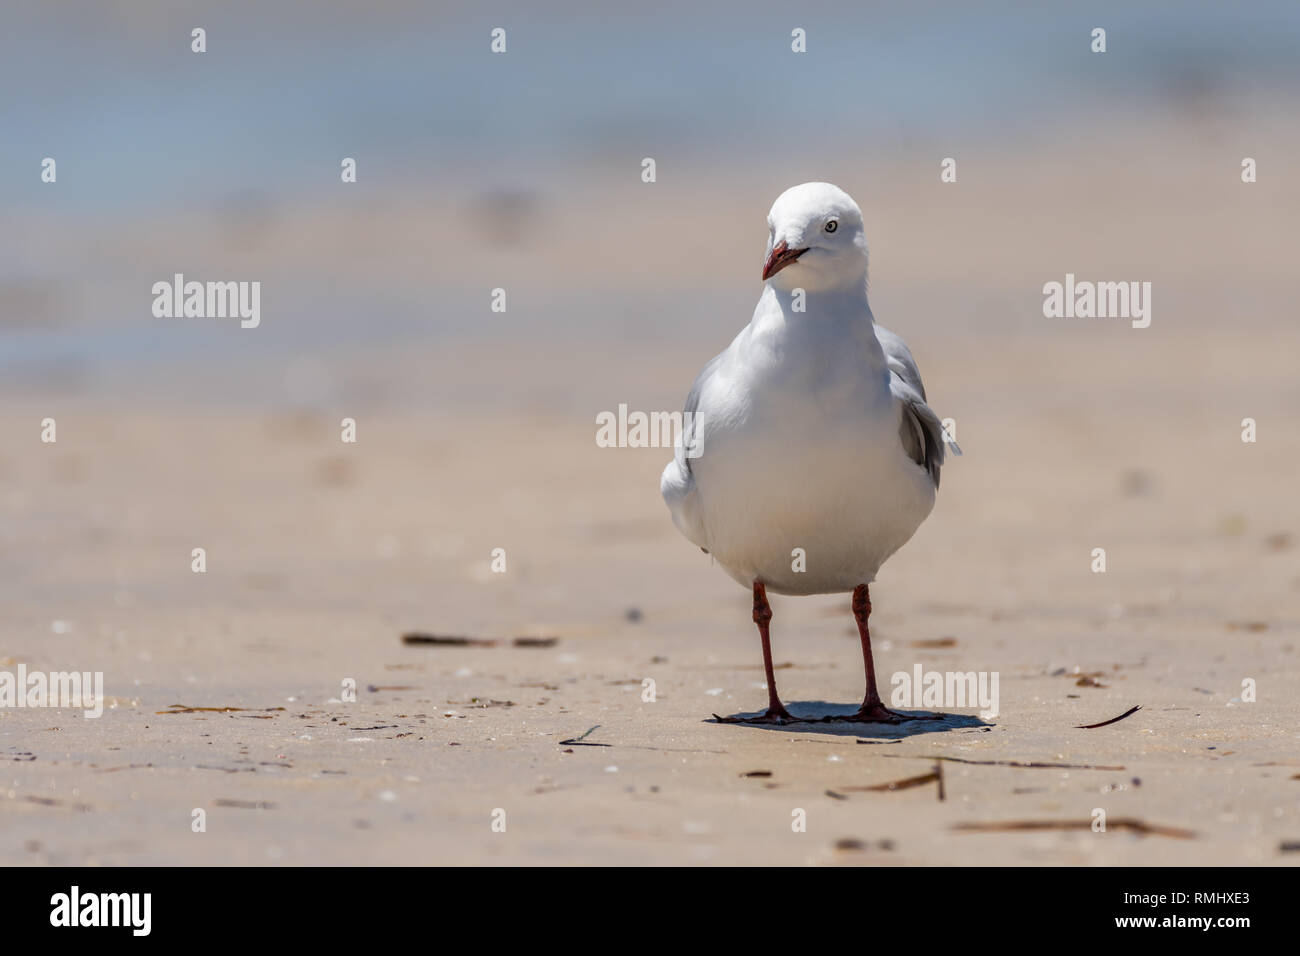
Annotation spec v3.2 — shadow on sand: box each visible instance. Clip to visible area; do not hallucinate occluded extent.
[707,701,992,739]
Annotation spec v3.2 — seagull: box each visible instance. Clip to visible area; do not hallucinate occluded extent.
[660,182,960,725]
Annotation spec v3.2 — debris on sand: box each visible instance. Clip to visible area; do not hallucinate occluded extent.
[156,705,286,715]
[953,818,1195,839]
[214,799,276,810]
[911,637,957,648]
[837,763,946,801]
[559,726,610,747]
[401,633,558,648]
[834,838,894,852]
[1076,704,1141,729]
[880,753,1125,771]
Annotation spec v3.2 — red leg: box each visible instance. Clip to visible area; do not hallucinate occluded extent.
[837,583,941,723]
[713,581,808,724]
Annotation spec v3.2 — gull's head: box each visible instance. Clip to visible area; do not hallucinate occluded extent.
[761,182,867,293]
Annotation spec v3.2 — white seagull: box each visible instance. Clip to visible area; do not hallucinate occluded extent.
[661,182,960,724]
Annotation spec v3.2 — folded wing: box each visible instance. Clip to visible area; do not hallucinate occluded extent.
[875,324,960,489]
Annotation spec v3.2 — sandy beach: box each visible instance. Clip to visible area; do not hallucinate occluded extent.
[4,314,1299,865]
[2,2,1299,867]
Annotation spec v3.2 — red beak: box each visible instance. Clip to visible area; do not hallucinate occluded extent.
[761,240,808,281]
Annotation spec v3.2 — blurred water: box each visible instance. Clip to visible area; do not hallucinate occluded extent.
[2,0,1299,394]
[4,1,1299,212]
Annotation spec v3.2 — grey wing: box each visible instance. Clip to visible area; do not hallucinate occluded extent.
[875,324,960,490]
[875,324,928,401]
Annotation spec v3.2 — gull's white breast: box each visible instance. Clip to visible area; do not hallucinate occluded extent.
[662,289,936,596]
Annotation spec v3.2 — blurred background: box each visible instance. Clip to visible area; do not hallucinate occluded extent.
[3,0,1299,648]
[4,0,1299,406]
[4,0,1300,646]
[2,1,1299,865]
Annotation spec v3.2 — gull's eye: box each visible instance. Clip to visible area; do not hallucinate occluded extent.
[825,219,838,233]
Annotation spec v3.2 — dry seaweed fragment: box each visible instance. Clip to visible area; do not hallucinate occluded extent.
[559,726,610,747]
[402,633,497,646]
[22,795,92,811]
[94,763,154,773]
[214,798,276,810]
[838,762,946,801]
[911,637,957,648]
[1076,704,1141,729]
[953,817,1194,839]
[843,771,939,793]
[401,633,558,648]
[877,753,1125,771]
[157,705,286,715]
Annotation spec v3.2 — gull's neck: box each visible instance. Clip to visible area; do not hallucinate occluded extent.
[759,277,888,376]
[769,277,875,326]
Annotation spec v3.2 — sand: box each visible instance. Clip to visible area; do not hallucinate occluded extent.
[3,317,1298,865]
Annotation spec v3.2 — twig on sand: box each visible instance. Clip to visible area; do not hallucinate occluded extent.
[1076,704,1142,729]
[953,818,1195,839]
[403,634,496,646]
[879,753,1126,771]
[402,633,558,648]
[837,762,946,801]
[559,726,610,747]
[157,705,285,715]
[214,798,276,810]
